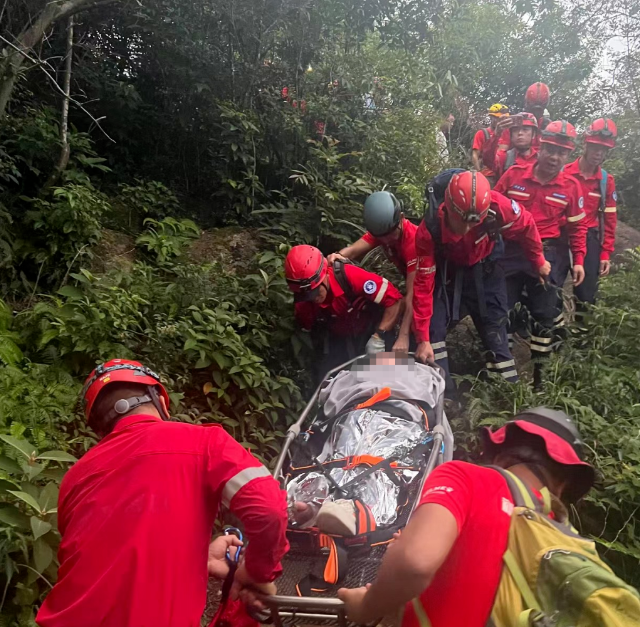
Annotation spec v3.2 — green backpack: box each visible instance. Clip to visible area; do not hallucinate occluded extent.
[488,469,640,627]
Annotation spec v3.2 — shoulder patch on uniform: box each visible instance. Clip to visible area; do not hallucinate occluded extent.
[578,196,584,209]
[510,200,521,215]
[363,280,377,294]
[613,191,618,201]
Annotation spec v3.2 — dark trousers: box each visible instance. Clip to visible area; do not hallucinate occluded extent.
[574,227,601,309]
[501,239,570,360]
[430,260,517,384]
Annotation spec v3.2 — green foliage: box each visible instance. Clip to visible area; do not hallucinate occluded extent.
[458,249,640,587]
[136,218,200,264]
[111,179,182,231]
[0,432,76,626]
[19,184,107,288]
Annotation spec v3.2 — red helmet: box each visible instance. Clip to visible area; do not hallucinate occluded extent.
[540,120,577,150]
[445,171,492,224]
[284,245,328,302]
[524,82,550,107]
[585,118,617,148]
[512,111,539,131]
[81,359,170,423]
[481,407,595,502]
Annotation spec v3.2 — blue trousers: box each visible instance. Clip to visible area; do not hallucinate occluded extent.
[430,259,518,384]
[500,238,570,360]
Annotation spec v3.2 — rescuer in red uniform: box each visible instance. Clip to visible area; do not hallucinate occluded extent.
[487,82,551,164]
[495,121,586,382]
[36,360,289,627]
[412,171,548,384]
[564,118,618,311]
[337,408,596,627]
[471,103,510,186]
[327,191,418,353]
[285,245,403,376]
[494,112,539,179]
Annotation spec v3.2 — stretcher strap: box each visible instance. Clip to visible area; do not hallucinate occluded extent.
[296,534,348,596]
[355,387,392,409]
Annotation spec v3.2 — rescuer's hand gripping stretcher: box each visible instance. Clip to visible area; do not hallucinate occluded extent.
[262,352,454,626]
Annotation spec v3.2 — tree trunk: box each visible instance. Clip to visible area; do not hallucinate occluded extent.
[44,16,74,189]
[0,0,106,117]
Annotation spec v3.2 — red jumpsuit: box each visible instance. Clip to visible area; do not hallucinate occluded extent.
[413,191,544,382]
[472,128,498,180]
[36,415,289,627]
[564,158,617,306]
[295,264,402,375]
[362,217,418,277]
[494,162,586,358]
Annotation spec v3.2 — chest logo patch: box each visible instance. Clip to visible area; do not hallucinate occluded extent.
[578,196,584,209]
[552,193,566,199]
[511,200,521,215]
[363,280,377,294]
[512,185,526,191]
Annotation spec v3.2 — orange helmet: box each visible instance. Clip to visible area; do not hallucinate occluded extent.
[540,120,577,150]
[444,171,492,224]
[512,112,539,131]
[525,82,550,107]
[284,245,328,302]
[585,118,617,149]
[82,359,170,424]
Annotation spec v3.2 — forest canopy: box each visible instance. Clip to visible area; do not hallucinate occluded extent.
[1,0,640,622]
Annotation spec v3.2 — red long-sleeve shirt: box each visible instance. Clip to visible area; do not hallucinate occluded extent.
[494,162,587,265]
[37,415,289,627]
[563,159,617,261]
[413,191,545,343]
[295,264,402,336]
[362,217,418,276]
[472,128,497,177]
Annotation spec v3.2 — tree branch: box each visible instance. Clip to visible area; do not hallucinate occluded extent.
[0,33,115,142]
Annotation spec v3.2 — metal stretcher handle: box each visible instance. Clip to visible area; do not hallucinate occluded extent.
[263,427,446,626]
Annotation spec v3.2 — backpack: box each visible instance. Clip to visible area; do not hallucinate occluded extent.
[488,468,640,627]
[332,259,356,301]
[504,148,517,173]
[424,168,466,219]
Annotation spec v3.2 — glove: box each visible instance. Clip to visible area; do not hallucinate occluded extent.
[365,333,386,355]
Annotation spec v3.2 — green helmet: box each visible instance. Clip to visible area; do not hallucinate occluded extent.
[363,191,402,237]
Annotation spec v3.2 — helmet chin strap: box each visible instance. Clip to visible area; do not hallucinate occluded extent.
[148,385,170,421]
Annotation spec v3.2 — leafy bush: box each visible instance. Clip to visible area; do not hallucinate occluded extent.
[458,249,640,587]
[22,254,304,460]
[136,217,200,264]
[111,179,182,231]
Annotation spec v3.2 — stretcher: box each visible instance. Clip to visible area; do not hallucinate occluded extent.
[262,354,452,627]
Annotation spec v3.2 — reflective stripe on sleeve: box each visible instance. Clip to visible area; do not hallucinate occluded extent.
[374,278,389,304]
[567,212,586,222]
[604,206,617,213]
[222,465,272,507]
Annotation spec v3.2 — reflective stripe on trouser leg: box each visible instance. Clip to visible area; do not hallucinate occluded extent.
[485,358,519,382]
[429,283,451,382]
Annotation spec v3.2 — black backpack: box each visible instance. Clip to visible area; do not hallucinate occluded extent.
[424,168,466,219]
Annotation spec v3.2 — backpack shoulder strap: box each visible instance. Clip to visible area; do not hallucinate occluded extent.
[483,128,491,141]
[332,260,355,301]
[599,168,608,212]
[505,148,516,171]
[490,466,548,513]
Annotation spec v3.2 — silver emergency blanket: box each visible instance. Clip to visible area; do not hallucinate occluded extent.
[287,406,424,526]
[287,356,454,529]
[318,356,454,460]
